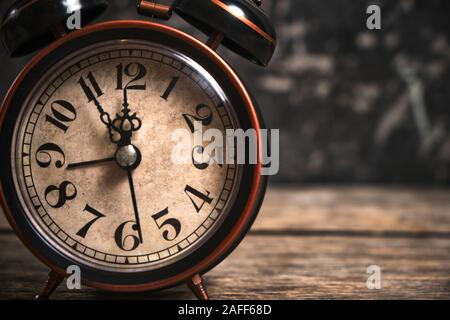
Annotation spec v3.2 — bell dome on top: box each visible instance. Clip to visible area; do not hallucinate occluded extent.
[1,0,108,57]
[172,0,276,66]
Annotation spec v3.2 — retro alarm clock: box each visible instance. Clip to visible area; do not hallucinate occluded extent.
[0,0,276,299]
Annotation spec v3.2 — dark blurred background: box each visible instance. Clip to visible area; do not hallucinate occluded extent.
[1,0,449,185]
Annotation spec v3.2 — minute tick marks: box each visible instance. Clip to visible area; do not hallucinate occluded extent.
[15,43,239,268]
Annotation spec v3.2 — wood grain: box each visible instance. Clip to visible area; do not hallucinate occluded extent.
[1,186,450,299]
[254,186,450,233]
[1,233,449,299]
[0,210,7,230]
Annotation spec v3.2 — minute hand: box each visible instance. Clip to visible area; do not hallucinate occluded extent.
[110,89,142,146]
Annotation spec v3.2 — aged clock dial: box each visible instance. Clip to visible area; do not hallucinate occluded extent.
[12,40,241,271]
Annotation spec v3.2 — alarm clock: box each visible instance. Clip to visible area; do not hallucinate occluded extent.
[0,0,276,299]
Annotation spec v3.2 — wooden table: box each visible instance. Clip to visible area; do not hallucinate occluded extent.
[1,186,450,299]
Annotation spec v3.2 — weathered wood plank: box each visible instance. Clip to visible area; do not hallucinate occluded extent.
[2,187,450,233]
[0,213,7,230]
[1,187,449,299]
[1,233,449,299]
[254,186,450,233]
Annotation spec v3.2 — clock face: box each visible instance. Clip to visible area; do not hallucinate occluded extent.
[11,40,242,272]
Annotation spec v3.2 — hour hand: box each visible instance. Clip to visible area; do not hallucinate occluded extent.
[79,73,113,130]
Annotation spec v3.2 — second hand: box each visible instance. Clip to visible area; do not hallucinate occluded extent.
[127,169,143,244]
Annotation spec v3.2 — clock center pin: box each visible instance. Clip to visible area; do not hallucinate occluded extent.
[115,144,142,170]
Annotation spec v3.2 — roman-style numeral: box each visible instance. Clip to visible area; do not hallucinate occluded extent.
[184,185,214,213]
[76,204,105,238]
[45,100,77,133]
[161,76,179,100]
[152,207,181,241]
[79,72,103,102]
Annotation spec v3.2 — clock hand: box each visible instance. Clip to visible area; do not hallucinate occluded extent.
[78,76,114,131]
[110,89,143,146]
[126,168,143,244]
[93,98,113,129]
[67,156,115,169]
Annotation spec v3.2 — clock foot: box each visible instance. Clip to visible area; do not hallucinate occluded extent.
[34,270,64,300]
[187,274,209,300]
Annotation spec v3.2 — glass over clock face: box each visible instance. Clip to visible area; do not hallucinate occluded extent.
[11,40,241,272]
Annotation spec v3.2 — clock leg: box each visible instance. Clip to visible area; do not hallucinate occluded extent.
[186,274,209,300]
[34,270,64,300]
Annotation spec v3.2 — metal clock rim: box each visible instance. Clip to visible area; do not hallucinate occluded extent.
[0,20,267,292]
